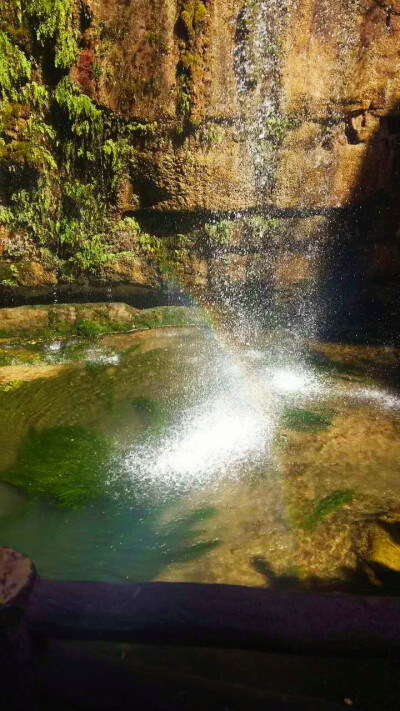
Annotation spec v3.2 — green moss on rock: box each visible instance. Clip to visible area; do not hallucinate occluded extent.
[180,0,208,39]
[281,408,334,432]
[3,425,111,508]
[0,379,24,393]
[300,490,355,532]
[0,304,210,340]
[132,305,210,330]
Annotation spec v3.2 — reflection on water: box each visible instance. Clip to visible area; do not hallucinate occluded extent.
[1,325,400,589]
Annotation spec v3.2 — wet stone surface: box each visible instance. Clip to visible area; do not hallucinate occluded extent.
[0,322,400,592]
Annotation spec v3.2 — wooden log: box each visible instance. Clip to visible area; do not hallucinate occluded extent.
[0,547,36,618]
[0,547,38,709]
[27,580,400,656]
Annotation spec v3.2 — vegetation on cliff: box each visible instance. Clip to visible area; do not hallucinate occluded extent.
[0,0,168,283]
[0,0,301,291]
[176,0,208,130]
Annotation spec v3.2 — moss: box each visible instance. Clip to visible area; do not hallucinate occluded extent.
[0,323,123,341]
[3,425,111,508]
[0,307,208,342]
[76,319,108,337]
[204,220,235,248]
[55,77,103,142]
[176,75,191,131]
[0,137,56,171]
[0,379,24,393]
[300,490,355,532]
[280,408,335,432]
[132,306,210,330]
[24,0,78,70]
[75,319,130,337]
[180,0,208,39]
[0,350,15,366]
[54,319,72,335]
[0,30,31,101]
[180,50,202,71]
[198,123,223,149]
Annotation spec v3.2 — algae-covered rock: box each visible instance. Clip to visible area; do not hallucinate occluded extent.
[3,426,111,509]
[298,490,355,532]
[0,305,50,333]
[0,303,137,335]
[280,408,334,433]
[131,305,210,330]
[0,303,209,338]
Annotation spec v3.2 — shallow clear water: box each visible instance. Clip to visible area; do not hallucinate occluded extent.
[1,325,400,588]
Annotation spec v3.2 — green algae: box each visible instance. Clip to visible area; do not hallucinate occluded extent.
[161,506,220,563]
[300,490,355,532]
[132,306,210,330]
[0,350,15,366]
[54,319,72,335]
[76,319,112,337]
[3,425,111,508]
[0,378,24,392]
[120,343,141,360]
[131,396,171,432]
[281,407,334,432]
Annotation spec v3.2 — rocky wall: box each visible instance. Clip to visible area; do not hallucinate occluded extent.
[0,0,399,339]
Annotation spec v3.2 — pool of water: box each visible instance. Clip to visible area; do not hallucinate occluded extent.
[1,324,400,589]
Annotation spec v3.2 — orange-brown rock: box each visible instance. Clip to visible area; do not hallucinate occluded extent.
[74,0,400,213]
[276,0,400,208]
[1,0,400,308]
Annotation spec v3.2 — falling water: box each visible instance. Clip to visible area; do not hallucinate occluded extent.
[234,0,290,196]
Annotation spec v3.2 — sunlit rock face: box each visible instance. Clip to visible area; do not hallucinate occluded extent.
[80,0,256,212]
[0,0,399,331]
[78,0,400,212]
[65,0,400,334]
[276,0,400,210]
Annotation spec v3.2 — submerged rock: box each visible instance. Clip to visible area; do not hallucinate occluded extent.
[367,520,400,572]
[0,482,28,519]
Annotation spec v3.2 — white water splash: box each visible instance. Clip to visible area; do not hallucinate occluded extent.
[123,396,271,494]
[352,386,400,410]
[268,366,327,397]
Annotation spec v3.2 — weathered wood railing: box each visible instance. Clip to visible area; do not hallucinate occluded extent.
[2,546,400,654]
[2,547,400,707]
[27,577,400,654]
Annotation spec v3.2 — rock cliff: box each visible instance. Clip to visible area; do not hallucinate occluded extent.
[0,0,399,338]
